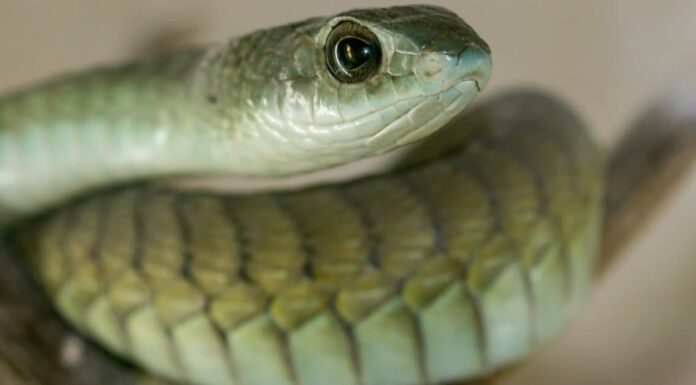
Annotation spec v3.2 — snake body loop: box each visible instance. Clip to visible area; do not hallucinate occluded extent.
[0,6,603,385]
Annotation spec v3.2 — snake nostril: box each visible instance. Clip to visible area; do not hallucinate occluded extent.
[418,53,444,79]
[424,57,442,77]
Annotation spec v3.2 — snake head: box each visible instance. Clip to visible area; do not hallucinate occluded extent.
[194,5,491,175]
[320,5,492,148]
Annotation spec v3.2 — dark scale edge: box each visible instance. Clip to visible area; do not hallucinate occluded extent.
[172,194,196,282]
[452,149,534,368]
[54,197,110,331]
[274,194,314,280]
[276,190,367,384]
[137,190,190,382]
[221,195,255,285]
[171,193,242,385]
[482,130,577,317]
[466,146,539,353]
[393,174,448,254]
[335,188,382,271]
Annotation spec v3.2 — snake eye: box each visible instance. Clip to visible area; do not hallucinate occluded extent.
[326,21,382,83]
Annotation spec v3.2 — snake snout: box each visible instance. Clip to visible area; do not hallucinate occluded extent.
[415,44,492,95]
[463,46,493,91]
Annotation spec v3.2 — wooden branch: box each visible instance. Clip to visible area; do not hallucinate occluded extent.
[0,244,144,385]
[600,94,696,271]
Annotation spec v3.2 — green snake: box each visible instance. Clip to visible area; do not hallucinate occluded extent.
[0,6,605,385]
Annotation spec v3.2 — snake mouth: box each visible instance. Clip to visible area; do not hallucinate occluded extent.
[365,79,480,149]
[253,75,484,164]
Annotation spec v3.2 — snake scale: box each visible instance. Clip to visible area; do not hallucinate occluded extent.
[0,6,605,385]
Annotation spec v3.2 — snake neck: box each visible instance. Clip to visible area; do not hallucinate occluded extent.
[0,48,224,221]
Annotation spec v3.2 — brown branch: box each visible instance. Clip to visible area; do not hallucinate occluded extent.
[599,94,696,271]
[0,244,145,385]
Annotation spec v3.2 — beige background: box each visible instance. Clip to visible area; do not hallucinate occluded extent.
[1,1,695,384]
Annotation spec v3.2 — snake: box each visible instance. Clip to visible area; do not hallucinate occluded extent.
[0,5,607,385]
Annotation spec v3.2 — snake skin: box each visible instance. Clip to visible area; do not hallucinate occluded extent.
[17,93,603,385]
[0,5,604,385]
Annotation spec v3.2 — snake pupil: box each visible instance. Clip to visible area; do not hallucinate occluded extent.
[337,38,372,70]
[325,21,382,83]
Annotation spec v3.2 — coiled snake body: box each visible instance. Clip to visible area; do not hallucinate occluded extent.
[0,6,606,385]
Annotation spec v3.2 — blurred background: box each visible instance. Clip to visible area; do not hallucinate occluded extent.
[1,1,695,384]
